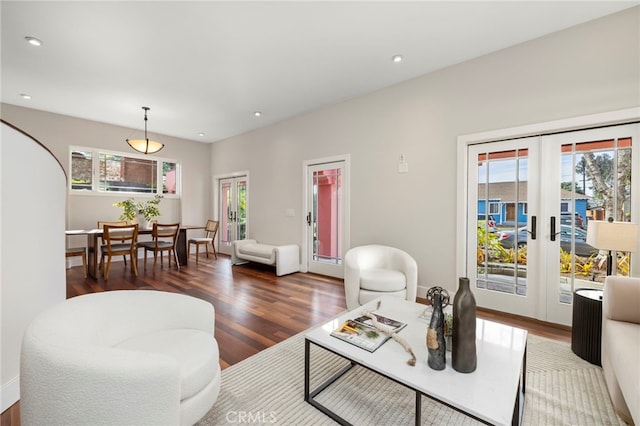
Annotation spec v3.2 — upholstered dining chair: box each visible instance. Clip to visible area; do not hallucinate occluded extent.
[65,246,87,278]
[137,223,181,271]
[98,220,129,269]
[101,223,139,280]
[343,244,418,310]
[188,220,219,263]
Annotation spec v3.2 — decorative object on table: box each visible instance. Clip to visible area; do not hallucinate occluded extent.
[444,312,453,351]
[452,277,477,373]
[126,106,165,154]
[360,300,416,365]
[113,194,163,229]
[426,288,446,370]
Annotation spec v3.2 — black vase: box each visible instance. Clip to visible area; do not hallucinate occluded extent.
[427,293,446,370]
[452,277,477,373]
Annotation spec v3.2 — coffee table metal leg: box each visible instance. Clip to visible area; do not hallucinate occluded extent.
[305,339,356,426]
[415,392,421,426]
[511,341,527,425]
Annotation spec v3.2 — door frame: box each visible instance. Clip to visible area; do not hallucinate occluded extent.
[457,107,640,321]
[301,154,351,276]
[213,171,249,255]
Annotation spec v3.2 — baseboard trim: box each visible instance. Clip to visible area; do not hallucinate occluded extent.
[1,375,19,413]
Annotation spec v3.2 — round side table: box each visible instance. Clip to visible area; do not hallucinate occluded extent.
[571,288,603,366]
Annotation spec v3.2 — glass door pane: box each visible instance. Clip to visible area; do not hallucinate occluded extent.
[476,149,529,296]
[220,180,233,251]
[312,168,342,264]
[236,179,247,241]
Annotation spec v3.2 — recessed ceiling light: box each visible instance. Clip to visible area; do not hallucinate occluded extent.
[198,133,205,137]
[20,93,31,100]
[254,111,262,117]
[392,54,403,63]
[25,36,43,47]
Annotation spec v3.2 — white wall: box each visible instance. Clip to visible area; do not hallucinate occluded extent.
[210,7,640,295]
[1,122,67,411]
[0,106,213,233]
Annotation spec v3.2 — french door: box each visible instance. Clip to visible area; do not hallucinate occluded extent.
[468,138,541,320]
[466,122,638,326]
[304,157,349,278]
[543,124,638,324]
[218,176,248,256]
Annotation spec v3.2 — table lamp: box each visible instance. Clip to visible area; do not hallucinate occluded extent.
[586,218,639,275]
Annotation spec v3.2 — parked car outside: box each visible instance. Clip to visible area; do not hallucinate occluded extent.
[498,224,596,257]
[478,214,497,232]
[560,212,584,228]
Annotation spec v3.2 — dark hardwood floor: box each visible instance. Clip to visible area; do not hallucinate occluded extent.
[1,252,570,425]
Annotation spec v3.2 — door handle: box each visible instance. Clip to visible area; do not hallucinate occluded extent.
[306,212,312,226]
[233,211,237,222]
[551,216,556,241]
[527,215,537,240]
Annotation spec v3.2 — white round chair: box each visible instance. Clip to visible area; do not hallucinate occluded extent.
[344,244,418,310]
[20,290,220,426]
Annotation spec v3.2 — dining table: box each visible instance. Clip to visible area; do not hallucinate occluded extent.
[65,225,205,280]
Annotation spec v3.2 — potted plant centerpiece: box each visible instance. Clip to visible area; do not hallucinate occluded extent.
[113,195,163,229]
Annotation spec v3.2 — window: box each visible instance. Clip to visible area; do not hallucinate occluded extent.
[70,147,180,196]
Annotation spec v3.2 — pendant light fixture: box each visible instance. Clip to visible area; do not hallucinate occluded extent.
[126,106,164,154]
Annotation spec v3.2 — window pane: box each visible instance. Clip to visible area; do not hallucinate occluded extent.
[71,150,92,190]
[99,154,157,193]
[162,161,177,194]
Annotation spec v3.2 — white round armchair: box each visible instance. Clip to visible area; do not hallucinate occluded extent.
[20,290,220,426]
[344,244,418,310]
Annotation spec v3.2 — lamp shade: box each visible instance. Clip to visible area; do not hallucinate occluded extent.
[586,220,639,253]
[127,138,164,154]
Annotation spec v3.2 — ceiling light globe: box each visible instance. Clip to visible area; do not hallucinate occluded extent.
[25,36,42,46]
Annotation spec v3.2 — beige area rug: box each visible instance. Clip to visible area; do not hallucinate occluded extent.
[198,333,624,425]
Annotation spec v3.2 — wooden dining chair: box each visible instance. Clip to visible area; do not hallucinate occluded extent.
[65,246,87,278]
[98,220,129,269]
[188,220,219,263]
[102,223,139,280]
[137,223,181,271]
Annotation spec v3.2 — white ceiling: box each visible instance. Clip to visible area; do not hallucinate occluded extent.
[2,1,637,143]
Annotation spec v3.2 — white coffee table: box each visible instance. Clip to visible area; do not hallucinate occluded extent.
[304,296,527,425]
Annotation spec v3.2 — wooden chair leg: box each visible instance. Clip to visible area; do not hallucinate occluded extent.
[211,241,217,259]
[81,252,87,278]
[195,244,200,264]
[173,249,180,271]
[131,253,138,276]
[104,256,112,280]
[205,243,209,258]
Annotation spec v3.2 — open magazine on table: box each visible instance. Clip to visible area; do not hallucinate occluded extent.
[330,313,407,352]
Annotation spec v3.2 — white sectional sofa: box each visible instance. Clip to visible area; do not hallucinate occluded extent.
[601,276,640,425]
[231,239,300,276]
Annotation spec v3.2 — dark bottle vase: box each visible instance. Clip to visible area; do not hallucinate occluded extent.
[452,277,477,373]
[426,293,446,370]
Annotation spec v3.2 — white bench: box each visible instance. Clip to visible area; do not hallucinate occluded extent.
[231,239,300,276]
